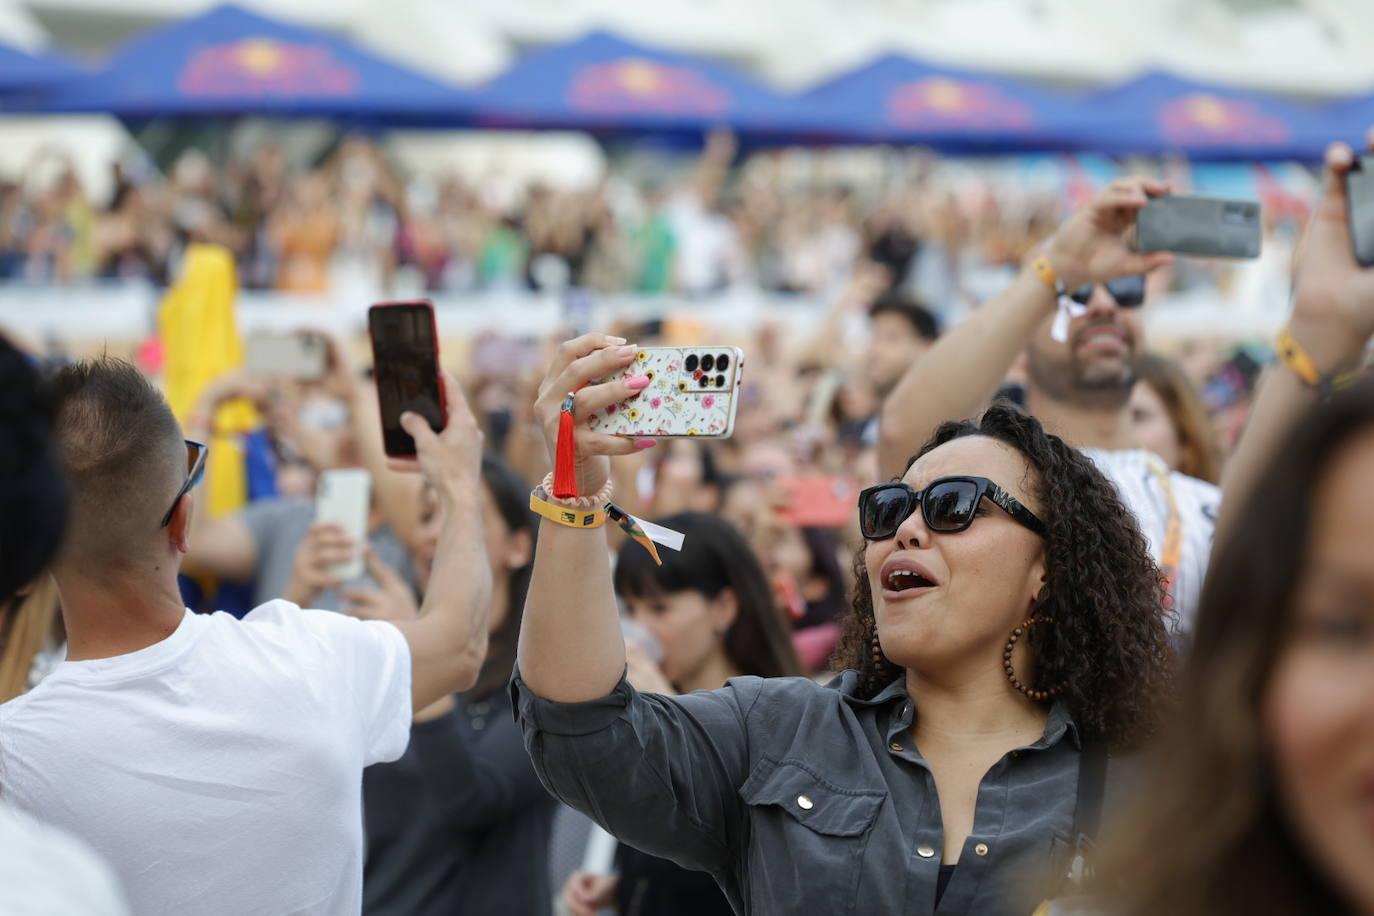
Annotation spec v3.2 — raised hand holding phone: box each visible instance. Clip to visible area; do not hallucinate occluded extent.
[1042,177,1176,290]
[532,333,657,496]
[1290,138,1374,357]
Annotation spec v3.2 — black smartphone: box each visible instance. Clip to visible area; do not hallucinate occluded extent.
[1135,195,1261,259]
[1346,154,1374,267]
[367,300,446,457]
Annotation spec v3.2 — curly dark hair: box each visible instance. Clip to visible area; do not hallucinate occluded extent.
[831,405,1175,749]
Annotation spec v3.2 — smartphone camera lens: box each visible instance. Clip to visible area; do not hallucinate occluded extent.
[715,374,726,389]
[685,354,699,372]
[701,354,715,372]
[716,353,729,370]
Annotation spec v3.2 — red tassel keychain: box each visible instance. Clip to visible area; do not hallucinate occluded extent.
[552,391,581,500]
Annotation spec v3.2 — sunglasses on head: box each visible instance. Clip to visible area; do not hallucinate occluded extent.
[858,476,1046,541]
[1066,274,1146,309]
[160,439,208,528]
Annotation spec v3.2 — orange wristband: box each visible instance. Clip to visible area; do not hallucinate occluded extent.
[1030,255,1065,296]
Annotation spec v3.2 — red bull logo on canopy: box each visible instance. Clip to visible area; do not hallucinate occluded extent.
[178,37,359,98]
[885,77,1033,130]
[1159,93,1289,145]
[569,58,731,115]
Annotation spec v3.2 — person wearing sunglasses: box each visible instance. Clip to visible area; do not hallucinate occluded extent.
[876,179,1220,635]
[0,356,495,916]
[513,336,1172,915]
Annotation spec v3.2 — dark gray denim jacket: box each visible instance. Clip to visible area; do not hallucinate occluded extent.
[513,669,1086,916]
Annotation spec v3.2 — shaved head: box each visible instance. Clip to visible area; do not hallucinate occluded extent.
[48,357,186,570]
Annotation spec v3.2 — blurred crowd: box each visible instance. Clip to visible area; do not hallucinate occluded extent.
[10,117,1374,916]
[0,130,1305,318]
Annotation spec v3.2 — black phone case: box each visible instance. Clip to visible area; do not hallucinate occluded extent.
[368,303,444,457]
[1135,196,1261,259]
[1346,156,1374,268]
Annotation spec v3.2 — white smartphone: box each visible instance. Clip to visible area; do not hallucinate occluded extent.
[586,346,745,439]
[245,332,329,380]
[315,469,371,582]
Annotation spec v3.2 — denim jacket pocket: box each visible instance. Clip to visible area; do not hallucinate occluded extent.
[738,756,886,913]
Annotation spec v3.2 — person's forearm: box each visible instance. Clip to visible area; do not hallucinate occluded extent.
[1219,323,1366,540]
[413,486,492,698]
[517,520,625,703]
[877,267,1055,480]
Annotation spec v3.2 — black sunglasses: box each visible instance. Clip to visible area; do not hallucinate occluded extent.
[858,476,1046,541]
[1067,274,1145,309]
[160,439,208,528]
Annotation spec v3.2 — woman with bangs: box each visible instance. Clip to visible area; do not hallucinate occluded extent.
[513,324,1175,915]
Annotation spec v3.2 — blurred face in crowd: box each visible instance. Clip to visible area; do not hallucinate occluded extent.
[624,587,738,689]
[867,312,933,397]
[413,483,530,633]
[1025,285,1143,409]
[1129,379,1182,470]
[864,436,1045,680]
[1263,429,1374,914]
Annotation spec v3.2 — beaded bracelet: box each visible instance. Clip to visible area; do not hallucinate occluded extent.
[539,472,613,510]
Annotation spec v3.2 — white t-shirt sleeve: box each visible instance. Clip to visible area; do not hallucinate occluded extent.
[245,601,413,765]
[339,616,413,765]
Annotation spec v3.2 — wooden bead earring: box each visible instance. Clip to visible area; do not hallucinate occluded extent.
[1003,616,1068,703]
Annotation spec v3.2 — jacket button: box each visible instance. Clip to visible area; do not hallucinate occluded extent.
[975,843,989,856]
[917,846,936,858]
[889,742,904,752]
[796,795,814,810]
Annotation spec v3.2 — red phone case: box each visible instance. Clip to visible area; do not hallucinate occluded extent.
[368,300,446,457]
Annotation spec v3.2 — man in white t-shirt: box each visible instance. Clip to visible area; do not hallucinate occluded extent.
[0,357,493,915]
[877,177,1220,632]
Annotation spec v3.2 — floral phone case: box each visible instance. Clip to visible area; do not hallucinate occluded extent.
[587,346,744,438]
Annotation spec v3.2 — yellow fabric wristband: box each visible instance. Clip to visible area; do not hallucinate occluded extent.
[529,490,607,529]
[1030,255,1064,296]
[1275,328,1361,398]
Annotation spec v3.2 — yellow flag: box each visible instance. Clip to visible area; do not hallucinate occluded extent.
[157,243,260,519]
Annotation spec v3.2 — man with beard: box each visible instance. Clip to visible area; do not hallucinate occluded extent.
[877,178,1219,632]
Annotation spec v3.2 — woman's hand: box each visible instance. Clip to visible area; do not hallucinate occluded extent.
[532,333,657,495]
[1042,176,1175,290]
[624,641,676,696]
[282,522,356,606]
[562,870,619,916]
[1288,135,1374,366]
[341,549,419,622]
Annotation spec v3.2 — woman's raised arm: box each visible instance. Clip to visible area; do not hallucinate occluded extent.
[517,333,653,702]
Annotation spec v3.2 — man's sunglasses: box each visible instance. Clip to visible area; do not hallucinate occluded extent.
[160,439,208,528]
[1066,274,1145,309]
[858,476,1046,541]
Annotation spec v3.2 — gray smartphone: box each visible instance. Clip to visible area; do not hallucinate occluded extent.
[1135,195,1261,259]
[1346,155,1374,267]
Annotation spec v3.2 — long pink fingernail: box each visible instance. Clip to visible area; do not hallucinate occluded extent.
[626,375,651,390]
[634,438,658,450]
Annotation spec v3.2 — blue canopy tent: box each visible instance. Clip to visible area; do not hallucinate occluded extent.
[0,42,82,94]
[1322,93,1374,151]
[464,30,824,140]
[1071,71,1329,161]
[32,3,475,124]
[800,53,1088,152]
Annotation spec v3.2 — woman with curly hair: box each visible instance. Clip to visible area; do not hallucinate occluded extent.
[512,332,1174,916]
